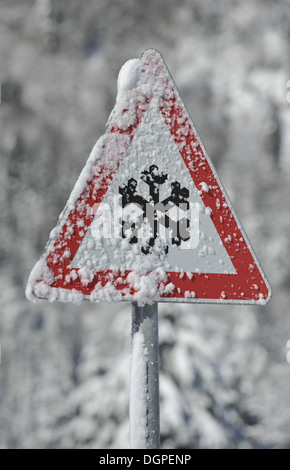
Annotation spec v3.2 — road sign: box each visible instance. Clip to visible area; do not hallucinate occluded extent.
[26,49,271,305]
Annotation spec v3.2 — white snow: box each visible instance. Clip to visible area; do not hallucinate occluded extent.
[129,331,148,449]
[200,182,209,192]
[78,267,94,286]
[25,259,54,303]
[205,206,212,217]
[117,58,141,94]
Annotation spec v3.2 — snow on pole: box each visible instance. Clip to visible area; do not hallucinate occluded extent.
[130,302,160,449]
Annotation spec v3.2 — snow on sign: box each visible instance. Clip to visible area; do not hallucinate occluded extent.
[26,49,271,306]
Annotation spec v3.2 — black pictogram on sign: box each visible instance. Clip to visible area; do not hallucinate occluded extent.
[119,165,190,255]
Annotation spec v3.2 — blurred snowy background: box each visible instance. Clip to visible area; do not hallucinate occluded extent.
[0,0,290,449]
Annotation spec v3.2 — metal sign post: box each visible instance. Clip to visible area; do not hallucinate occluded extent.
[130,302,160,449]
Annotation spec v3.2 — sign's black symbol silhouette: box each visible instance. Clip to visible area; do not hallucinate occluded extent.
[119,165,190,254]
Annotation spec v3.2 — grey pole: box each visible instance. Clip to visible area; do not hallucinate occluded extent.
[130,302,160,449]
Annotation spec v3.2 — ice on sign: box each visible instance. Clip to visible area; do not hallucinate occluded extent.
[26,49,271,306]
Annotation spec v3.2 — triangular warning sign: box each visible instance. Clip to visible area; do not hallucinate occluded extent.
[26,49,271,305]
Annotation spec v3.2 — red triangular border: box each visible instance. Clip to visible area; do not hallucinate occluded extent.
[28,49,271,304]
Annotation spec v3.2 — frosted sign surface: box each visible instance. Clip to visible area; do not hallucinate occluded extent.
[72,104,236,274]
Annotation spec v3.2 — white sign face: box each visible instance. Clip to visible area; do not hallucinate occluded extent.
[26,49,271,306]
[72,104,236,275]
